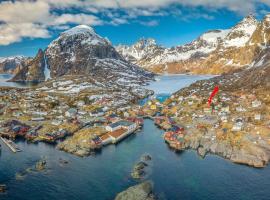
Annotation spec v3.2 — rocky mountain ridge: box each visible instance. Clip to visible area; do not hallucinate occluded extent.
[11,25,154,85]
[116,14,270,74]
[0,56,30,74]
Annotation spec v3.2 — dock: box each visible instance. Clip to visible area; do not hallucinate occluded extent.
[0,137,21,153]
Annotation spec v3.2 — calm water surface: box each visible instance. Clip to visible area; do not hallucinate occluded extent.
[0,75,269,200]
[0,74,37,88]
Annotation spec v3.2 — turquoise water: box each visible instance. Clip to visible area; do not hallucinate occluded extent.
[1,75,270,200]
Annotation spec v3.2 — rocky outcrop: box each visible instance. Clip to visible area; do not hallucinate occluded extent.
[10,49,45,82]
[117,14,270,75]
[180,133,269,168]
[115,181,155,200]
[131,154,152,180]
[57,127,105,157]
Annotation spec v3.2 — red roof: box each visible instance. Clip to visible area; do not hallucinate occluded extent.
[100,133,111,141]
[108,128,127,138]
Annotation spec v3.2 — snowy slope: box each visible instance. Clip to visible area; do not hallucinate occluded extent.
[44,25,154,85]
[116,14,262,74]
[223,15,258,47]
[116,38,164,62]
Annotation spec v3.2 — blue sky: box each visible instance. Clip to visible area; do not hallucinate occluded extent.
[0,0,269,57]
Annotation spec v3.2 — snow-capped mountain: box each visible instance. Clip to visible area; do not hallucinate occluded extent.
[11,25,154,84]
[0,56,30,74]
[117,14,270,74]
[116,38,164,63]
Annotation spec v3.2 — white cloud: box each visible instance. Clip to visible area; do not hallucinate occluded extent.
[50,14,103,26]
[0,0,270,45]
[0,0,102,45]
[0,23,50,45]
[0,1,51,23]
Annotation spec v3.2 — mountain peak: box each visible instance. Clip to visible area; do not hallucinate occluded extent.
[262,13,270,23]
[62,25,96,36]
[49,24,109,48]
[135,38,157,47]
[234,14,258,28]
[243,13,257,22]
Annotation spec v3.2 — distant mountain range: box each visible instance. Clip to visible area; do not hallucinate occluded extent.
[10,25,154,85]
[3,14,270,88]
[116,14,270,75]
[0,56,30,74]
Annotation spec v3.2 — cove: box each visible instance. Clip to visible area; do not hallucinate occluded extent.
[0,75,270,200]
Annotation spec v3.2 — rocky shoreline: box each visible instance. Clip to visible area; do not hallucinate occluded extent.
[115,181,156,200]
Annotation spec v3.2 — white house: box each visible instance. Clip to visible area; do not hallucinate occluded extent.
[252,100,262,108]
[106,120,136,132]
[254,114,262,121]
[235,106,246,112]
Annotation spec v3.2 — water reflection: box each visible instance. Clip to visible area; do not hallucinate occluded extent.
[0,74,38,88]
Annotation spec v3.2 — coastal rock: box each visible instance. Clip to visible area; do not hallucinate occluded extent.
[115,181,155,200]
[230,146,270,168]
[35,159,47,171]
[197,147,207,158]
[131,169,146,179]
[57,127,105,157]
[131,162,148,179]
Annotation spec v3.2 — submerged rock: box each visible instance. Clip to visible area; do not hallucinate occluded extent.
[131,169,146,180]
[131,154,153,180]
[0,184,7,193]
[141,154,152,162]
[115,181,155,200]
[59,158,69,165]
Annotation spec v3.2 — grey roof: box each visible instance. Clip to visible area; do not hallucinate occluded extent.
[109,120,134,129]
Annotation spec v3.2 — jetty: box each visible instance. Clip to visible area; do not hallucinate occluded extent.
[0,137,21,153]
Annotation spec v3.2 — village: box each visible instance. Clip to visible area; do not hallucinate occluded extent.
[147,86,270,168]
[0,81,149,157]
[0,75,269,168]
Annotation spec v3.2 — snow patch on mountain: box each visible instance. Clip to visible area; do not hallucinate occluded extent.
[223,15,258,47]
[48,25,110,52]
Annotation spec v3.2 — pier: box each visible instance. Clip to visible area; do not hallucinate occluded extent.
[0,137,21,153]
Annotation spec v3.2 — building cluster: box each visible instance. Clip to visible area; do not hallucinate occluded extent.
[0,88,143,150]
